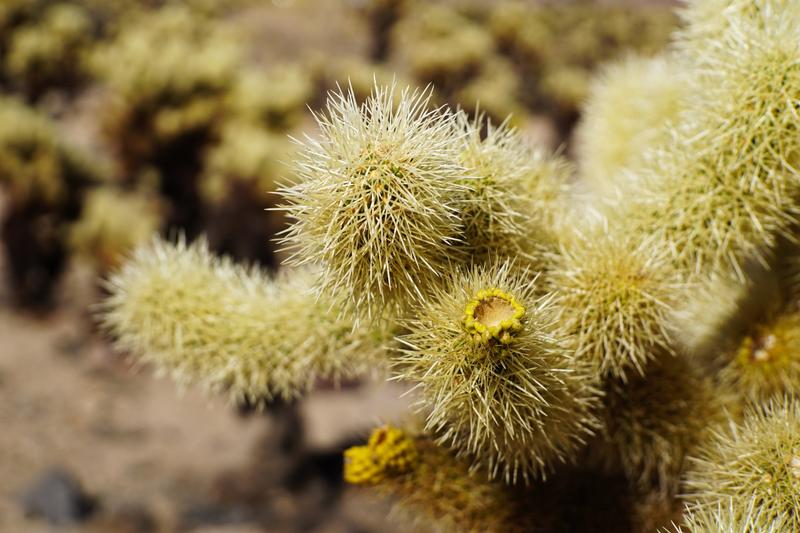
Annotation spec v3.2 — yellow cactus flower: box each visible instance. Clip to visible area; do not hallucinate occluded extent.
[462,288,525,345]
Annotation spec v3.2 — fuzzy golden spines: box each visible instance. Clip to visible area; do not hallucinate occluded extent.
[684,397,800,531]
[101,237,388,403]
[396,261,600,483]
[550,232,683,380]
[599,354,727,496]
[677,0,800,58]
[576,54,687,194]
[672,498,792,533]
[279,84,468,319]
[456,113,549,264]
[517,149,576,258]
[624,1,800,279]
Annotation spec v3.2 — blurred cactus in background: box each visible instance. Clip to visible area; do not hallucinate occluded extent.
[4,3,97,102]
[68,187,163,272]
[0,97,105,308]
[391,5,495,96]
[488,0,676,133]
[91,6,241,235]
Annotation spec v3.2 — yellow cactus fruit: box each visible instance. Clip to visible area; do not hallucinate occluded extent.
[346,425,538,533]
[462,288,525,345]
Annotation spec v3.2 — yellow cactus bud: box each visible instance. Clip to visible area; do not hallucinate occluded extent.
[344,425,417,485]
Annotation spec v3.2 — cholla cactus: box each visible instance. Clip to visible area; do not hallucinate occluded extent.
[280,84,469,319]
[200,120,295,206]
[397,261,600,483]
[228,65,314,131]
[99,1,800,529]
[0,96,104,307]
[622,1,800,278]
[390,5,494,93]
[68,187,163,272]
[453,57,524,124]
[92,6,240,172]
[488,1,676,127]
[684,397,800,531]
[550,233,682,379]
[4,3,95,101]
[0,96,100,206]
[102,237,390,403]
[576,54,687,193]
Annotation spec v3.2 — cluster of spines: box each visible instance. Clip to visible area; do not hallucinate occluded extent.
[279,84,469,320]
[456,113,535,263]
[615,0,800,280]
[101,237,389,404]
[683,397,800,531]
[396,261,600,484]
[550,232,682,380]
[280,83,575,321]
